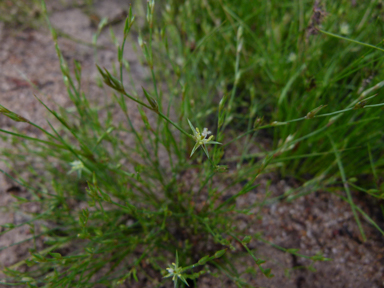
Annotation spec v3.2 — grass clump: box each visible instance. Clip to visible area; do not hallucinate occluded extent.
[1,0,384,287]
[0,0,42,28]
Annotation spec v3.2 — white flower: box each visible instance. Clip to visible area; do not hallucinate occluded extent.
[165,263,180,281]
[188,119,221,158]
[340,22,350,35]
[68,160,90,178]
[164,262,189,286]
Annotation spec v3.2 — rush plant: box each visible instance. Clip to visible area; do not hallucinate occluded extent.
[1,0,383,287]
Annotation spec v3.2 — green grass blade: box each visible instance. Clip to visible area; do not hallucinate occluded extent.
[328,134,366,242]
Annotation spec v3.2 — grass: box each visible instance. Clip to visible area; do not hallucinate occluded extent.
[0,0,384,287]
[0,0,43,28]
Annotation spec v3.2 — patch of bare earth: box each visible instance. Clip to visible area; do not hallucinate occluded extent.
[241,175,384,288]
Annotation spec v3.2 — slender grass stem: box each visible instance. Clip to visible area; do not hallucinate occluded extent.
[329,134,366,242]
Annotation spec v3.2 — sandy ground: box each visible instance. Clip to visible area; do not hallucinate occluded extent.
[0,1,383,287]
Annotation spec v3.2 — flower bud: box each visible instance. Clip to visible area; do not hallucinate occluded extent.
[198,255,210,265]
[242,236,252,245]
[214,249,226,258]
